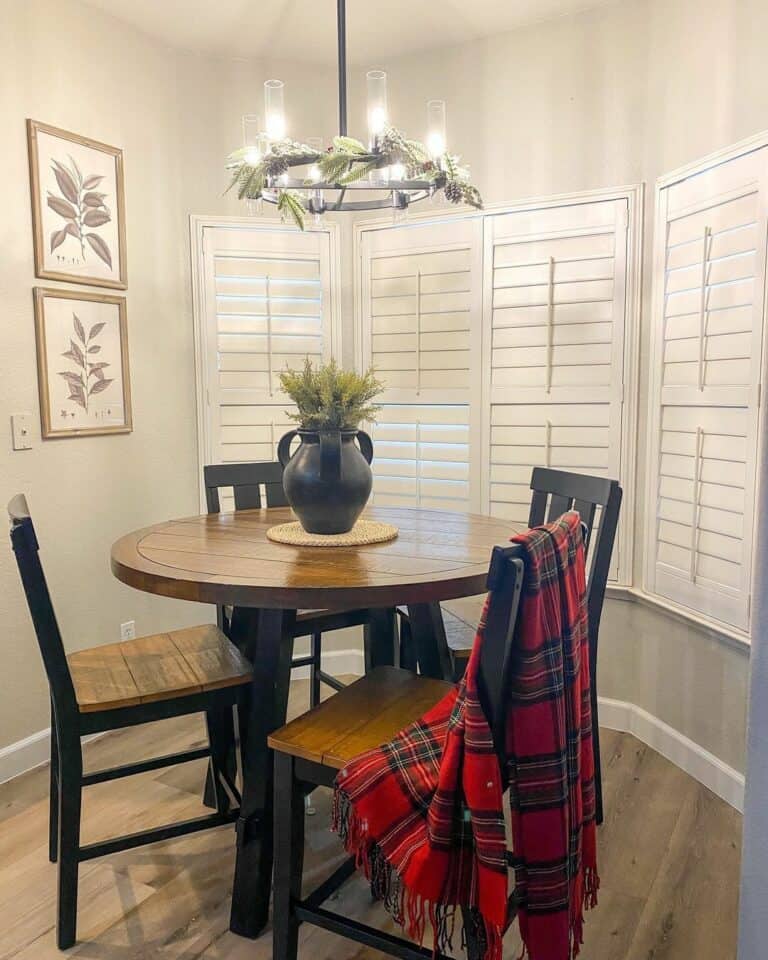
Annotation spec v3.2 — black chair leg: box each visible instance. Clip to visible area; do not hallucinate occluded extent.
[56,731,82,950]
[310,632,322,709]
[591,676,603,826]
[273,752,305,960]
[588,630,603,825]
[49,705,59,864]
[398,614,417,672]
[206,707,238,813]
[461,906,484,960]
[203,705,237,811]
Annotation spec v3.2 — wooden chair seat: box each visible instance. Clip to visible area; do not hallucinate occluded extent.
[268,666,452,769]
[68,624,252,713]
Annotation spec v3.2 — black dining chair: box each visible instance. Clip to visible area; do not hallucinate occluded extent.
[268,540,528,960]
[397,467,622,824]
[8,495,252,950]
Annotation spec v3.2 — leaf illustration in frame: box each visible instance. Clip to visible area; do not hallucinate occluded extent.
[83,208,111,228]
[58,371,84,386]
[87,345,101,354]
[82,174,104,189]
[47,193,77,221]
[67,381,87,409]
[50,222,78,252]
[62,338,85,366]
[89,377,113,396]
[83,191,107,207]
[88,362,109,377]
[50,161,78,203]
[73,314,86,343]
[88,322,106,340]
[68,154,83,187]
[85,233,113,268]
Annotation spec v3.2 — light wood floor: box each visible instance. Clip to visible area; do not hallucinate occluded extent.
[0,678,741,959]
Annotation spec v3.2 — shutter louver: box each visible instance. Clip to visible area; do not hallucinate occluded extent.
[360,219,482,512]
[647,145,768,633]
[484,199,628,579]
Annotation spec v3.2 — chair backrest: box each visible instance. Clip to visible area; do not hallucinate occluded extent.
[203,462,289,637]
[203,461,289,514]
[527,467,622,646]
[7,495,78,721]
[476,543,527,755]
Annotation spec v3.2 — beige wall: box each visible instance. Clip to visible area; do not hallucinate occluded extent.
[0,0,347,751]
[0,0,761,775]
[0,0,204,749]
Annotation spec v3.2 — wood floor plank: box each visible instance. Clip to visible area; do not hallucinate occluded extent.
[0,679,742,960]
[624,782,741,960]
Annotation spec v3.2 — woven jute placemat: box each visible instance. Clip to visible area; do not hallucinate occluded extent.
[266,519,399,547]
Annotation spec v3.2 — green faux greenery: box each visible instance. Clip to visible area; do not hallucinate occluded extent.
[279,358,383,431]
[226,127,482,229]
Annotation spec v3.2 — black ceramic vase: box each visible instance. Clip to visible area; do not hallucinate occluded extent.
[277,429,374,535]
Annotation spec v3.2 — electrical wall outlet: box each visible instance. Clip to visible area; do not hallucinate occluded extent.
[120,620,136,641]
[11,414,33,451]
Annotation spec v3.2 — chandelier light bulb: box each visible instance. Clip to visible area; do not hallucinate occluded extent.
[367,70,388,144]
[264,79,286,140]
[426,99,447,157]
[242,114,266,165]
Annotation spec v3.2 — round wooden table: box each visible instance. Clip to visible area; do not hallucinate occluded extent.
[110,504,513,938]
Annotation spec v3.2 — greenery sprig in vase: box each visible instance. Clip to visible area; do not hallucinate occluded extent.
[276,359,384,534]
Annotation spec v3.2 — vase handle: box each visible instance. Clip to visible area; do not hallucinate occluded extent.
[319,430,342,483]
[357,430,374,464]
[277,430,299,468]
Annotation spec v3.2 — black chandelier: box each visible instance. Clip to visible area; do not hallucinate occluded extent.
[227,0,482,229]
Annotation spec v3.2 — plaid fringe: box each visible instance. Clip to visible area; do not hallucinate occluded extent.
[333,787,504,960]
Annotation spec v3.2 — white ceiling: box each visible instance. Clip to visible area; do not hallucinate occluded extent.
[83,0,609,63]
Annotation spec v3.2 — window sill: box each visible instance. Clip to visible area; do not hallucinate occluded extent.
[605,585,751,654]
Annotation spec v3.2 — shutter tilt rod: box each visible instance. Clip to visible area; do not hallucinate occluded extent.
[545,256,555,394]
[544,419,552,468]
[266,274,273,397]
[690,425,703,582]
[415,269,422,396]
[697,226,712,392]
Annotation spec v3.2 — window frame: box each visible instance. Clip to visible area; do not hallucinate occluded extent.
[642,132,768,643]
[189,215,343,508]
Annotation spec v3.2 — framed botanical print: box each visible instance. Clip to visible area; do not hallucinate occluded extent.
[27,120,127,289]
[34,288,132,438]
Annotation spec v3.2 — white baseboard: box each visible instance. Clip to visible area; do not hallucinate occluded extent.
[598,696,745,812]
[0,656,744,816]
[0,727,52,785]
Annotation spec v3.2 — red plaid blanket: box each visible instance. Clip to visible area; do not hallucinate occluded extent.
[332,512,598,960]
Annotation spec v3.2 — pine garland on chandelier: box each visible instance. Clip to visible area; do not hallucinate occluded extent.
[226,127,483,230]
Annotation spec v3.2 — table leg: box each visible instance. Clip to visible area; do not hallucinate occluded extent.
[363,607,397,672]
[406,602,453,680]
[230,607,297,938]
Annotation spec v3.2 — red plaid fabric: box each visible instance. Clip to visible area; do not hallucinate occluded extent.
[332,512,598,960]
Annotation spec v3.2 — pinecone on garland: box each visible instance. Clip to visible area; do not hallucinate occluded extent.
[444,180,464,204]
[264,155,290,178]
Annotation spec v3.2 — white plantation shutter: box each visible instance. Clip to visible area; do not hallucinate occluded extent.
[199,223,337,467]
[359,218,483,511]
[647,144,768,633]
[482,198,629,580]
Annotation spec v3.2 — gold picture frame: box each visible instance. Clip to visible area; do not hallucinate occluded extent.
[27,119,127,289]
[34,287,132,438]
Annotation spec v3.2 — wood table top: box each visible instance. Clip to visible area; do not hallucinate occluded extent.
[111,505,517,609]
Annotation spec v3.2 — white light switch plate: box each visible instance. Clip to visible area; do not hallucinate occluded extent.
[11,414,33,450]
